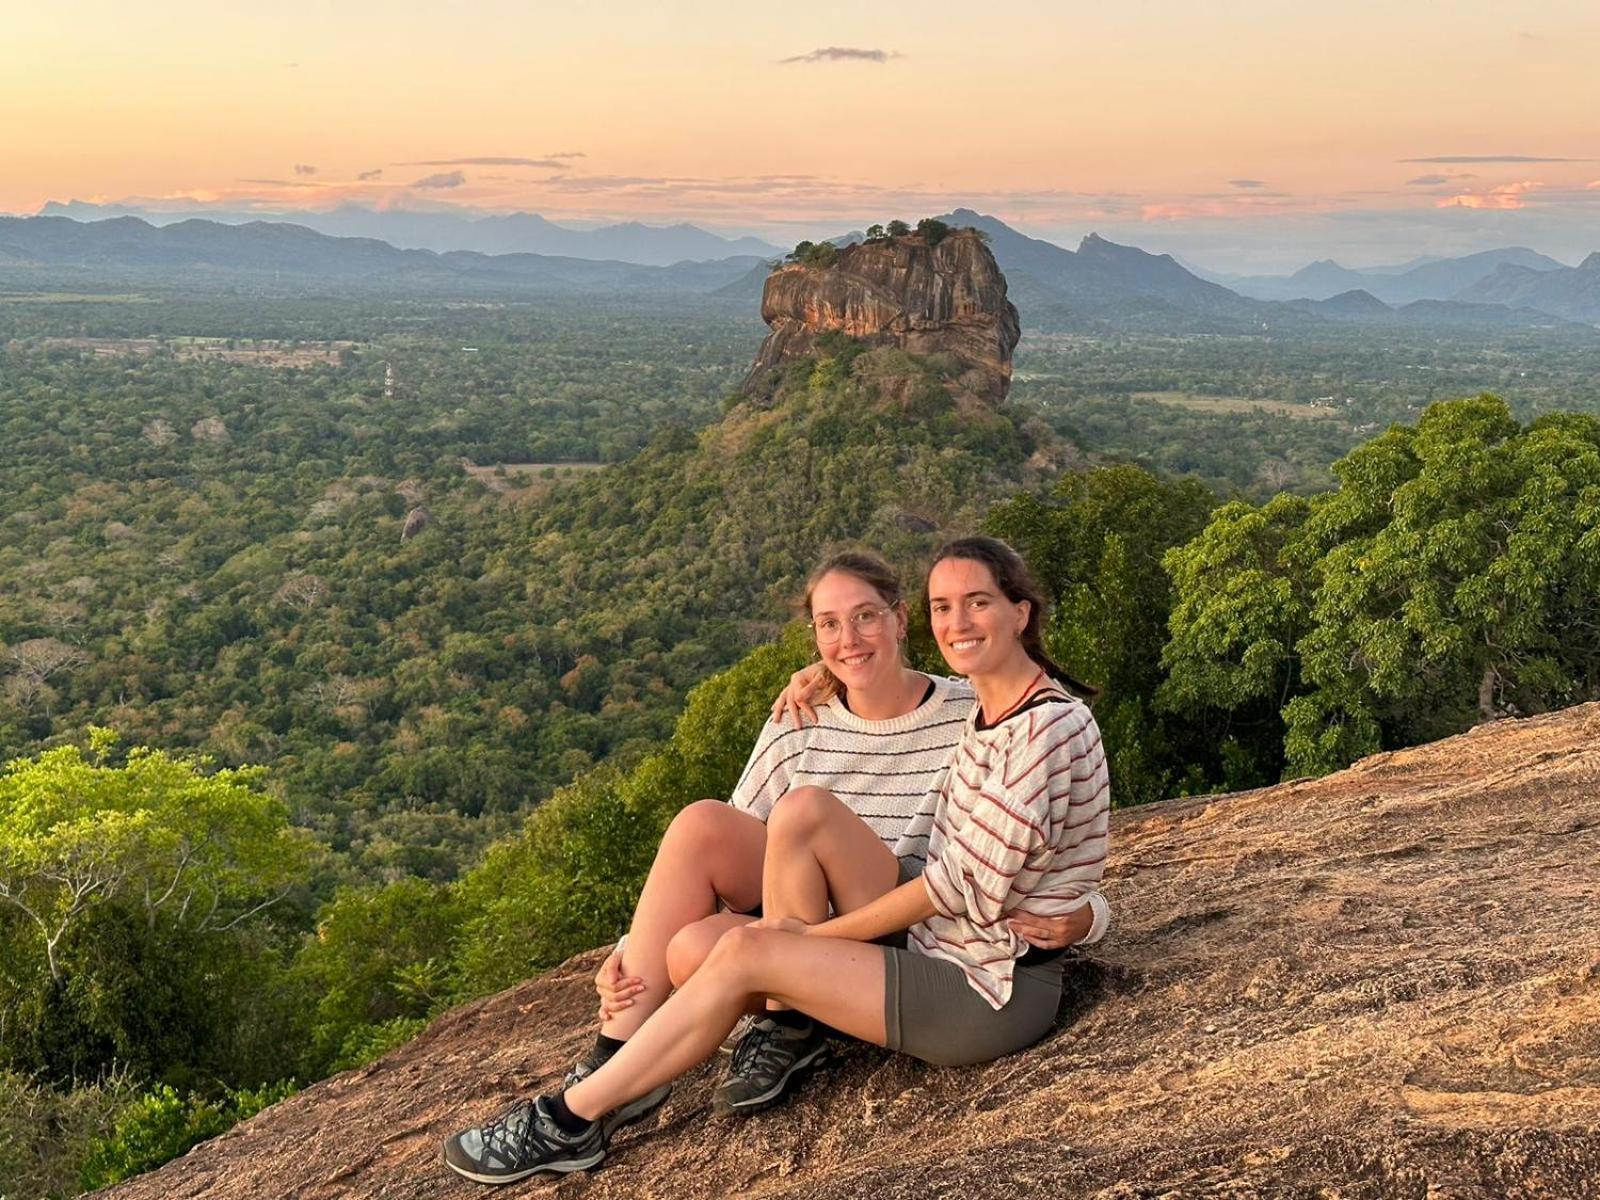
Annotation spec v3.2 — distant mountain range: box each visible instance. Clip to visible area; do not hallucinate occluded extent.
[1214,247,1569,304]
[2,210,1590,333]
[1456,253,1600,323]
[0,215,766,295]
[35,201,785,267]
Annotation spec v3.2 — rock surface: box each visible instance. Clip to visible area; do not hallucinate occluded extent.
[98,705,1600,1199]
[744,230,1022,404]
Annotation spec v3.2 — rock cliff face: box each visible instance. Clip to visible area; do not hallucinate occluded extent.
[744,230,1022,404]
[97,704,1600,1199]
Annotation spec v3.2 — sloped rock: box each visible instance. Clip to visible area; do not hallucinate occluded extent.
[97,705,1600,1199]
[745,230,1021,404]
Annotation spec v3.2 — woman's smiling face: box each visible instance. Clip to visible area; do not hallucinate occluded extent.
[809,569,904,692]
[927,556,1029,677]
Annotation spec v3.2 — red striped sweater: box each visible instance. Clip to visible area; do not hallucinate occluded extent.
[913,693,1110,1008]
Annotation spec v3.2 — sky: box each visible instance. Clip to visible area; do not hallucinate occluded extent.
[4,0,1598,272]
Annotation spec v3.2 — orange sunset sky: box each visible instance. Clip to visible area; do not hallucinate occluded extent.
[5,0,1597,270]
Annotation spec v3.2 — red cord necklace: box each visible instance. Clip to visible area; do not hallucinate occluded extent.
[985,667,1046,725]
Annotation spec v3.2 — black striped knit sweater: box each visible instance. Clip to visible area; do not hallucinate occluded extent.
[728,675,976,868]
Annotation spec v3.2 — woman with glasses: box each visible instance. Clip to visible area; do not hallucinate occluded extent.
[444,538,1111,1184]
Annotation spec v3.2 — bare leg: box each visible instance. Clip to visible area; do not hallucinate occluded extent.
[762,786,900,923]
[602,801,766,1040]
[757,786,898,1013]
[665,912,755,988]
[663,790,898,989]
[567,926,887,1121]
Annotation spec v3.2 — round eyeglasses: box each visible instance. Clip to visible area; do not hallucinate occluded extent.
[809,605,893,645]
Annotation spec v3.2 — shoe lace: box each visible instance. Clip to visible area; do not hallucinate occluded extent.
[730,1019,799,1077]
[479,1099,538,1163]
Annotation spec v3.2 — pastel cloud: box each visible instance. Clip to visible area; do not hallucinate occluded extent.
[1436,180,1543,210]
[411,170,467,189]
[294,164,318,176]
[1402,155,1581,164]
[1227,179,1266,189]
[400,157,568,169]
[780,47,901,64]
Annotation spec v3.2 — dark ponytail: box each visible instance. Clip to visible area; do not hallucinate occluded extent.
[924,536,1099,699]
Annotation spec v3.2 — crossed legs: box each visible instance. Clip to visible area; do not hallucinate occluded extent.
[600,799,766,1040]
[569,786,901,1121]
[662,786,899,987]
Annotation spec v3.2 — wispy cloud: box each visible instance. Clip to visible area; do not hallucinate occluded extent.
[400,156,567,169]
[1407,174,1451,186]
[780,46,901,64]
[357,168,383,182]
[294,164,318,177]
[1437,180,1543,210]
[547,151,586,160]
[237,177,318,188]
[412,170,467,189]
[1402,154,1583,164]
[1226,179,1266,189]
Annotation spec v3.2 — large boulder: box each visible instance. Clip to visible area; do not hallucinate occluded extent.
[97,704,1600,1198]
[745,230,1022,405]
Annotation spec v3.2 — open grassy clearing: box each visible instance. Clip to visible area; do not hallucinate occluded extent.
[28,336,359,366]
[1133,391,1338,419]
[0,292,155,304]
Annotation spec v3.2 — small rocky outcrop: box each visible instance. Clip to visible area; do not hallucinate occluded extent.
[744,230,1022,404]
[97,704,1600,1199]
[401,506,433,541]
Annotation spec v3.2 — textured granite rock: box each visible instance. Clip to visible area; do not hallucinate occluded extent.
[97,704,1600,1199]
[744,231,1022,404]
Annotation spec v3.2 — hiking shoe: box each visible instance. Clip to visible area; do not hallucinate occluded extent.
[719,1013,759,1055]
[442,1096,604,1185]
[712,1016,828,1116]
[564,1048,672,1138]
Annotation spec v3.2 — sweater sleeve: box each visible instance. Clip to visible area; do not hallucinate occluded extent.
[921,704,1098,927]
[727,719,807,821]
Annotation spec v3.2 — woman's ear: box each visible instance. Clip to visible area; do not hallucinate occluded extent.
[1015,599,1031,635]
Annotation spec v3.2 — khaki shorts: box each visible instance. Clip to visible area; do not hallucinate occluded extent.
[882,947,1064,1067]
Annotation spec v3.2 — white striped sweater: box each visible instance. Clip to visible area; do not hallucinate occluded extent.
[913,693,1111,1009]
[728,675,976,867]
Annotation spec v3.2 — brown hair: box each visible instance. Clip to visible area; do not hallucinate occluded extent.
[924,536,1098,698]
[801,550,904,616]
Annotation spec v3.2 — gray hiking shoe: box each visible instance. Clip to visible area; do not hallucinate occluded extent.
[564,1045,672,1138]
[712,1016,828,1116]
[442,1095,605,1185]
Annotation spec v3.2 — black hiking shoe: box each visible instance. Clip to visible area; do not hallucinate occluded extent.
[719,1013,759,1055]
[441,1096,604,1185]
[711,1016,828,1116]
[564,1048,672,1138]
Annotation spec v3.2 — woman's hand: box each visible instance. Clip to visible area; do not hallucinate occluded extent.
[769,662,836,729]
[750,915,810,935]
[1005,904,1095,951]
[594,947,646,1021]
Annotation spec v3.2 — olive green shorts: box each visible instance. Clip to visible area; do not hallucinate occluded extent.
[881,948,1065,1067]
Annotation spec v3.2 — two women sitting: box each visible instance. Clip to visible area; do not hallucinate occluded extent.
[444,537,1110,1184]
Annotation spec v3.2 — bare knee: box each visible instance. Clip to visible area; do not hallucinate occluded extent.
[665,917,728,988]
[661,798,737,856]
[767,786,844,843]
[702,923,780,988]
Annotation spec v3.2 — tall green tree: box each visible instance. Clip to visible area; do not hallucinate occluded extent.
[988,465,1216,803]
[1162,396,1600,778]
